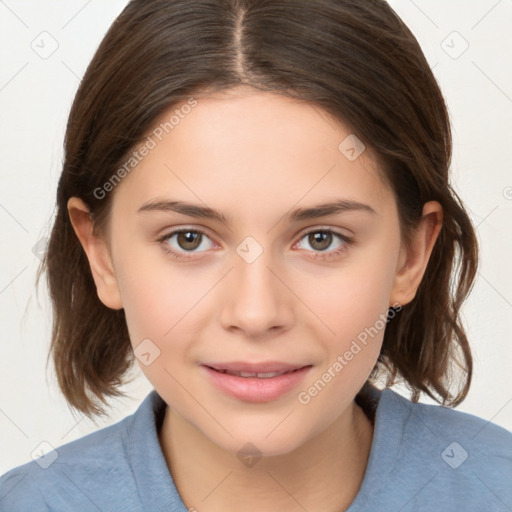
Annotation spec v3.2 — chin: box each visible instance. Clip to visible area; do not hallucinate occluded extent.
[206,419,313,460]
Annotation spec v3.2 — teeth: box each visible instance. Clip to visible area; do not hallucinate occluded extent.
[225,370,288,378]
[244,371,283,378]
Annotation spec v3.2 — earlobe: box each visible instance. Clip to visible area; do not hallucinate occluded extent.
[390,201,443,307]
[67,197,123,310]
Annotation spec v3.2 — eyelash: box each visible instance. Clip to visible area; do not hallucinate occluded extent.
[156,227,353,262]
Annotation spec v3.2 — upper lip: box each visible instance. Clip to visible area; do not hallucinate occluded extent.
[202,361,310,373]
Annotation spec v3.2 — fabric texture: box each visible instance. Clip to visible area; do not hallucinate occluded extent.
[1,386,511,511]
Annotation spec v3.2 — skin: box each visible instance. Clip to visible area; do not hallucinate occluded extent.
[68,86,442,512]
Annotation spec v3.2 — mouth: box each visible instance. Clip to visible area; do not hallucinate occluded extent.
[200,362,313,402]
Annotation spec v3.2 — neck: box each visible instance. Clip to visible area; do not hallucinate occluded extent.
[158,399,374,512]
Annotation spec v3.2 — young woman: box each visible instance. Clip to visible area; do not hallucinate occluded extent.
[1,0,511,510]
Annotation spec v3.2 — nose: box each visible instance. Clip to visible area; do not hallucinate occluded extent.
[218,246,294,339]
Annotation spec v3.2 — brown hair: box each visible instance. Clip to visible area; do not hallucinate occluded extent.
[38,0,478,417]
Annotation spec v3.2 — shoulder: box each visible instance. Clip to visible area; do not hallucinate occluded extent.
[0,392,160,511]
[386,387,512,455]
[363,388,512,511]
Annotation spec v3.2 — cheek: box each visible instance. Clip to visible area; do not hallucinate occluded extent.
[295,238,399,405]
[307,252,398,345]
[115,257,209,399]
[293,261,394,431]
[114,241,213,343]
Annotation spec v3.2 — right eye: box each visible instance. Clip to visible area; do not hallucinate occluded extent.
[157,228,216,260]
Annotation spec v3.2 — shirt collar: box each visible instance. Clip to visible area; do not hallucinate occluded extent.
[123,390,189,511]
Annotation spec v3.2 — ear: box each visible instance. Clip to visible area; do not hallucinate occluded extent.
[390,201,443,307]
[67,197,123,310]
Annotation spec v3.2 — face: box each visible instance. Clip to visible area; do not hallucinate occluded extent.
[79,88,416,456]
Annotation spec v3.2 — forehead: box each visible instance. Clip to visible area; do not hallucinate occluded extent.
[113,89,394,222]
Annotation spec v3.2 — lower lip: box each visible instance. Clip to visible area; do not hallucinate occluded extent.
[200,365,312,403]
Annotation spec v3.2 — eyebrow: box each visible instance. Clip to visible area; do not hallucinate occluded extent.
[137,199,377,224]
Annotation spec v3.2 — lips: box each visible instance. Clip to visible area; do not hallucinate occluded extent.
[201,362,312,402]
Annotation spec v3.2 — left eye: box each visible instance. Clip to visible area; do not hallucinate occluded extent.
[295,229,348,253]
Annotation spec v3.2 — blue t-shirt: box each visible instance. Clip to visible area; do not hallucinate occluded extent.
[1,386,511,511]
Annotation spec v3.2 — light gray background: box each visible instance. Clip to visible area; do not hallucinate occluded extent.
[0,0,511,474]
